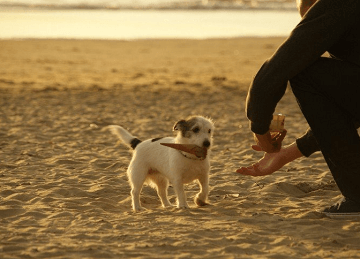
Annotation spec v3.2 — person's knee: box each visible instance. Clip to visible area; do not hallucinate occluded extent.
[290,71,306,91]
[289,69,313,96]
[290,57,330,95]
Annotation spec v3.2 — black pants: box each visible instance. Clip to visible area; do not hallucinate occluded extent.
[290,57,360,203]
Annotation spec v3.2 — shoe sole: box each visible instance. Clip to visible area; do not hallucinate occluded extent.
[322,212,360,219]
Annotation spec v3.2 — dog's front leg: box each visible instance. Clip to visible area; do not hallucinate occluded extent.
[195,175,209,206]
[172,180,189,209]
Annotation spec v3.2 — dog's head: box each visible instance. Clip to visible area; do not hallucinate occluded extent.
[173,116,214,149]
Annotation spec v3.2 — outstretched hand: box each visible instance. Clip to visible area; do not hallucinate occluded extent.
[236,144,279,176]
[236,163,273,177]
[236,129,287,177]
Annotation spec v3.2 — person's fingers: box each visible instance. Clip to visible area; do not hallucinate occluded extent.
[236,167,254,175]
[251,144,262,151]
[236,164,262,176]
[275,129,287,142]
[271,132,281,139]
[270,130,287,152]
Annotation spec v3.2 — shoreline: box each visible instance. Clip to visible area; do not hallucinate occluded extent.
[0,2,297,11]
[0,9,300,40]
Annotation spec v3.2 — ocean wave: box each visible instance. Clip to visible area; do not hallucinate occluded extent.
[0,0,297,11]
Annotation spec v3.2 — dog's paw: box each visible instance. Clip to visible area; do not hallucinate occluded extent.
[162,204,174,209]
[133,206,146,212]
[195,197,209,207]
[176,204,190,210]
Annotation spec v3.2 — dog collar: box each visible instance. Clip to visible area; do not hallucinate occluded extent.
[179,150,206,161]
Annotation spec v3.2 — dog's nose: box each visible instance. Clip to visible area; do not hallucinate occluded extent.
[203,140,211,148]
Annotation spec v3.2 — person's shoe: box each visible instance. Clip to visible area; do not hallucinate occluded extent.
[322,197,360,218]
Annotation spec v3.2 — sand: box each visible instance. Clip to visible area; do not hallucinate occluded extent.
[1,38,360,258]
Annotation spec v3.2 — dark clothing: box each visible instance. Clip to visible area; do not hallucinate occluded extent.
[245,0,360,204]
[290,57,360,203]
[295,128,319,158]
[296,123,360,158]
[246,0,360,134]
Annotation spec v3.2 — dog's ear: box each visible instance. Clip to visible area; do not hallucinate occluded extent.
[173,120,187,131]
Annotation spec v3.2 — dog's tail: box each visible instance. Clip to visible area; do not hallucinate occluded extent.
[106,125,142,150]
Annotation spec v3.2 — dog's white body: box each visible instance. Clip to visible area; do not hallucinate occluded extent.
[108,116,214,212]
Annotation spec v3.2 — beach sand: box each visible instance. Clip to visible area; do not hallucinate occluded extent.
[1,38,359,258]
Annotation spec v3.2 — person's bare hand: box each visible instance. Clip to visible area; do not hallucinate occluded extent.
[253,130,287,153]
[236,163,274,176]
[236,140,303,177]
[236,129,287,176]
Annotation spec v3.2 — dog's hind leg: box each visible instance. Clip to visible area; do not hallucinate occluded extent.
[194,176,209,206]
[127,165,148,212]
[149,173,172,208]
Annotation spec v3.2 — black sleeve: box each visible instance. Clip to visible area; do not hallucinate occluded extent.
[245,0,360,134]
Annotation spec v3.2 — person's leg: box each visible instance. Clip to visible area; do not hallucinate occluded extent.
[290,57,360,206]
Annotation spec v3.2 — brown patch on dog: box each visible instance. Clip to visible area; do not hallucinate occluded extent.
[173,117,198,138]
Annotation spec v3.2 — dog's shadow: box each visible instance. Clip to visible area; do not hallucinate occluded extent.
[135,185,214,212]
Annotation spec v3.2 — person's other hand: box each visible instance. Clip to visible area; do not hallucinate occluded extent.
[253,129,287,153]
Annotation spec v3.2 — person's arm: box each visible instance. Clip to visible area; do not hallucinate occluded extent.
[246,0,360,135]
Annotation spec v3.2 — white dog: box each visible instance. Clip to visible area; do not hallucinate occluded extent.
[107,116,214,212]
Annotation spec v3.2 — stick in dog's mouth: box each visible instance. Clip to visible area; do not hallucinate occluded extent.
[160,143,207,159]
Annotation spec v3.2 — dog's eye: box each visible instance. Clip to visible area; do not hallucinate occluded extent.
[193,127,200,133]
[208,129,211,134]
